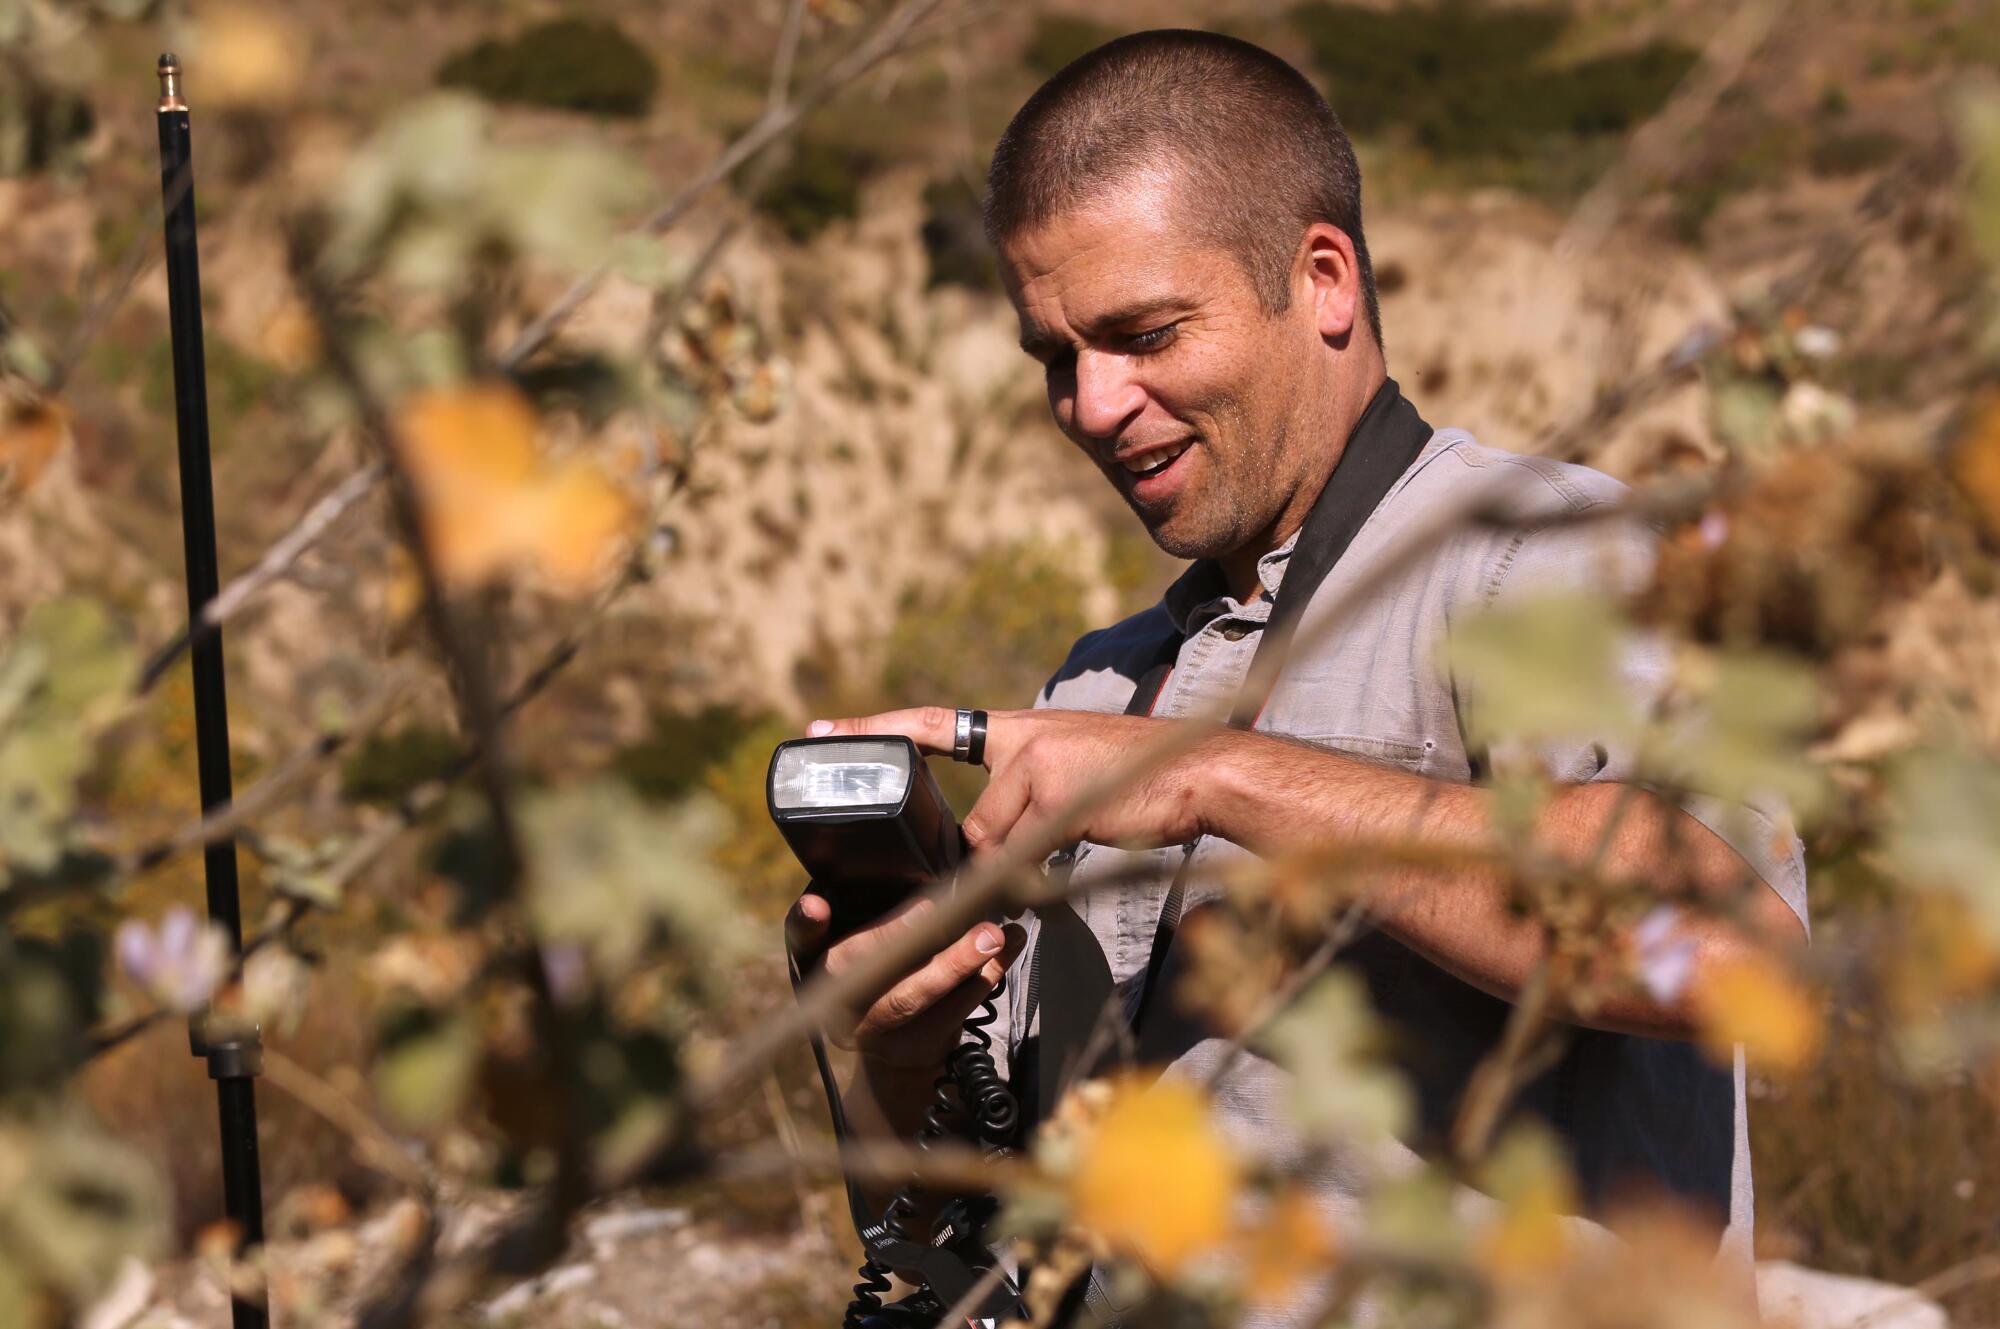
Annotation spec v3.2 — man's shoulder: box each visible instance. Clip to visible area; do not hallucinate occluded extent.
[1399,429,1656,600]
[1407,428,1634,524]
[1035,602,1178,712]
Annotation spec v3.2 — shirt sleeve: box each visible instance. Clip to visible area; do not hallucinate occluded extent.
[1460,510,1809,935]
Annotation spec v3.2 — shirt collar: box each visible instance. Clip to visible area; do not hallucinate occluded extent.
[1160,528,1302,635]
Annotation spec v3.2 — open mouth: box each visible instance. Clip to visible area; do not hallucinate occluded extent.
[1117,441,1191,481]
[1113,440,1195,504]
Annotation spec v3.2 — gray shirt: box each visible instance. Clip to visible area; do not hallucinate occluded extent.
[1001,425,1809,1320]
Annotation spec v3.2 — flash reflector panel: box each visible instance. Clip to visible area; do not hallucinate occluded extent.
[771,740,912,810]
[767,734,963,931]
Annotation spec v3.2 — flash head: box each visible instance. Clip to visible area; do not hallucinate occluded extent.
[768,735,963,934]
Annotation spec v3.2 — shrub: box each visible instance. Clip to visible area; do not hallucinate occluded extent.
[1023,12,1118,77]
[437,18,658,118]
[755,136,877,242]
[1808,128,1906,178]
[921,176,999,291]
[341,724,462,806]
[1288,2,1697,186]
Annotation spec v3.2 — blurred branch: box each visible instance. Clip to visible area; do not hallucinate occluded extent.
[1558,0,1788,259]
[46,156,191,395]
[135,462,385,696]
[684,482,1541,1120]
[120,664,418,873]
[262,1048,434,1192]
[293,240,599,1328]
[127,0,951,710]
[768,0,809,110]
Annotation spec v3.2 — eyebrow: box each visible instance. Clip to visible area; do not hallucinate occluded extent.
[1018,295,1192,359]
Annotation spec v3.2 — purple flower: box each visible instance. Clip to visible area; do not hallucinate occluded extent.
[115,906,233,1013]
[1633,906,1698,1004]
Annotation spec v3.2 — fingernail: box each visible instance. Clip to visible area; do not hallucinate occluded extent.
[808,720,833,737]
[975,926,1004,954]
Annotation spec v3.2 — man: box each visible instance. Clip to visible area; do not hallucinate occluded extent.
[787,29,1807,1325]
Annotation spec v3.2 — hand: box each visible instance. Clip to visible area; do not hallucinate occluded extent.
[786,891,1026,1073]
[807,706,1212,854]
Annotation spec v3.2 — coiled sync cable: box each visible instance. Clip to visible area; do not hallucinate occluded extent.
[784,936,1017,1328]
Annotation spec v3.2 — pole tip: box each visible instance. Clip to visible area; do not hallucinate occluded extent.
[157,52,186,112]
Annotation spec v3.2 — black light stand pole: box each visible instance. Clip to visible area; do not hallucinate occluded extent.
[155,54,270,1329]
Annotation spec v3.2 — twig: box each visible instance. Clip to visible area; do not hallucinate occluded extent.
[136,463,385,695]
[768,0,809,110]
[496,0,951,372]
[685,481,1536,1117]
[262,1048,434,1191]
[121,664,418,871]
[1557,0,1788,259]
[46,157,193,394]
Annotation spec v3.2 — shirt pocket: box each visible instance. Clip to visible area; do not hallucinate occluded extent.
[1292,732,1434,774]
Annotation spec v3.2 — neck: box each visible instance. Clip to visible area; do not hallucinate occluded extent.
[1217,364,1390,602]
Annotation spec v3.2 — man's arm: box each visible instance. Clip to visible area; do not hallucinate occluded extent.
[808,706,1806,1043]
[1197,728,1807,1039]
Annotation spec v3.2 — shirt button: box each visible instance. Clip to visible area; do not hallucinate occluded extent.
[1219,623,1249,641]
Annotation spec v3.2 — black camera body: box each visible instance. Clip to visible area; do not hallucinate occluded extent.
[767,734,1026,1328]
[767,735,964,935]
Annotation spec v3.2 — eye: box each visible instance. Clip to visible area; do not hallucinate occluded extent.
[1123,323,1179,353]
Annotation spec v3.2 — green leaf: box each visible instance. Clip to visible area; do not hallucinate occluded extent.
[374,1006,480,1131]
[1884,740,2000,945]
[521,781,743,979]
[0,1116,167,1309]
[0,599,135,875]
[1446,591,1641,751]
[1255,968,1412,1148]
[1650,650,1825,818]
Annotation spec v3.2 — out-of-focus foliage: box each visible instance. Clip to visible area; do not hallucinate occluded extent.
[436,17,659,118]
[3,2,2000,1327]
[1289,1,1697,191]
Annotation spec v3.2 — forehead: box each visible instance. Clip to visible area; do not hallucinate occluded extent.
[998,174,1250,331]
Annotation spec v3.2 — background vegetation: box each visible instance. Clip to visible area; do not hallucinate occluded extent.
[2,0,1999,1326]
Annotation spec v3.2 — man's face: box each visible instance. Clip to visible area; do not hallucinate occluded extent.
[999,174,1319,562]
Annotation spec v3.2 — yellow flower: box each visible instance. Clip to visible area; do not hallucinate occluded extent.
[1693,955,1822,1073]
[1068,1076,1240,1278]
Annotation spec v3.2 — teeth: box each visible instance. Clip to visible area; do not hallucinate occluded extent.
[1120,443,1188,475]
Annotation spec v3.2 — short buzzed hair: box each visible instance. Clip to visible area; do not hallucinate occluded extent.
[985,29,1382,349]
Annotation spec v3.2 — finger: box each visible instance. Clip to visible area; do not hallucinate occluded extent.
[820,896,934,984]
[868,919,1011,1031]
[806,705,959,755]
[785,892,831,954]
[928,924,1029,1026]
[963,763,1033,854]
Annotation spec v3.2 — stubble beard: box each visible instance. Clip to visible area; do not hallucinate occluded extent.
[1132,417,1292,564]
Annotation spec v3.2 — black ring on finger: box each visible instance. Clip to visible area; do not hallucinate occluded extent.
[966,710,988,766]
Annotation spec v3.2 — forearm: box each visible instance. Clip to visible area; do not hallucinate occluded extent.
[1198,732,1803,1039]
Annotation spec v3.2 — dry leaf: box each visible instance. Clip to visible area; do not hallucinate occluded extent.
[0,399,67,497]
[192,3,307,109]
[395,382,632,591]
[1243,1186,1336,1303]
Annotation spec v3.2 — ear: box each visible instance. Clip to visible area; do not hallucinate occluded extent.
[1298,222,1361,341]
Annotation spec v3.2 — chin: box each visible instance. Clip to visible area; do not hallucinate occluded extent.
[1137,507,1237,562]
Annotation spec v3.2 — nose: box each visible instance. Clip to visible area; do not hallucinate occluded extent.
[1062,349,1146,443]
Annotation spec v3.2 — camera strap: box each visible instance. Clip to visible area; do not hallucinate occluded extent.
[1031,376,1433,1118]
